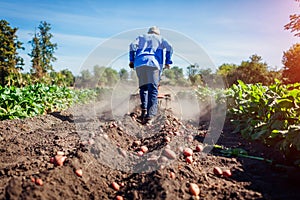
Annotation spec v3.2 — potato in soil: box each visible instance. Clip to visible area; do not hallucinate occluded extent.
[189,183,200,196]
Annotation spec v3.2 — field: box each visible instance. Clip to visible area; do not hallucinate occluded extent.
[0,83,300,199]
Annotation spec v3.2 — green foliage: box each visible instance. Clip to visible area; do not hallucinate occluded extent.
[76,69,93,88]
[195,80,300,163]
[195,85,227,104]
[187,64,203,86]
[50,69,75,87]
[103,67,119,87]
[217,63,238,76]
[29,21,57,79]
[28,32,42,78]
[0,84,97,120]
[228,80,300,162]
[282,43,300,84]
[0,20,24,86]
[162,66,188,86]
[218,55,281,87]
[217,63,238,87]
[60,69,75,86]
[93,66,118,87]
[76,66,119,88]
[72,88,98,104]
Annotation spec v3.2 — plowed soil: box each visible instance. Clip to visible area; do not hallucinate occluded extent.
[1,104,300,200]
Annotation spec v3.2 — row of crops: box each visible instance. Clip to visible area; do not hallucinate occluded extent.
[196,80,300,165]
[1,81,299,164]
[0,84,99,120]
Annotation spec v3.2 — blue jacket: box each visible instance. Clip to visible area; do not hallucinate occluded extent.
[129,33,173,71]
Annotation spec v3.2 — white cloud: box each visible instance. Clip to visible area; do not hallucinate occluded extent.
[54,33,105,46]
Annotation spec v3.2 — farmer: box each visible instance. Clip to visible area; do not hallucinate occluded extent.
[129,26,173,124]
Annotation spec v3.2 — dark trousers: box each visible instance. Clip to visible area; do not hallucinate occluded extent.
[136,66,159,118]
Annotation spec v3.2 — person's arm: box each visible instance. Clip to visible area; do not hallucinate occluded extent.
[129,37,139,68]
[162,38,173,69]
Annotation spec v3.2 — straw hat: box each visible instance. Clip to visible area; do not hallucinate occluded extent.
[148,26,160,35]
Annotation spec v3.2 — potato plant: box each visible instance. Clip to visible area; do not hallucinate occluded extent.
[195,81,300,164]
[227,80,300,162]
[0,84,97,120]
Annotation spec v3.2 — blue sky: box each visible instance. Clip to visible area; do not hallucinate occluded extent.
[1,0,299,75]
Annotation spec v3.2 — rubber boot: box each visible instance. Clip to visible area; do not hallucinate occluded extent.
[139,109,147,120]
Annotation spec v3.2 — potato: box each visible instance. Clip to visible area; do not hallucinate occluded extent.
[137,151,144,156]
[183,148,193,157]
[164,136,171,143]
[169,172,176,179]
[49,157,55,164]
[30,177,35,183]
[195,144,204,152]
[116,195,123,200]
[186,156,193,164]
[75,169,83,177]
[213,167,223,176]
[189,183,200,196]
[35,178,43,186]
[111,182,120,191]
[222,169,232,177]
[55,155,67,166]
[140,145,148,153]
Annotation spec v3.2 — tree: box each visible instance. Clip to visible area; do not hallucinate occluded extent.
[217,63,238,87]
[104,67,119,87]
[93,65,105,78]
[217,63,238,76]
[282,43,300,83]
[162,66,187,86]
[29,21,57,79]
[284,0,300,37]
[29,31,42,78]
[119,68,129,80]
[198,68,214,86]
[163,68,176,80]
[61,69,75,86]
[76,69,92,88]
[50,69,75,86]
[91,66,119,87]
[226,55,274,86]
[0,20,24,86]
[285,14,300,37]
[187,64,202,85]
[93,65,106,86]
[167,66,184,79]
[81,69,92,81]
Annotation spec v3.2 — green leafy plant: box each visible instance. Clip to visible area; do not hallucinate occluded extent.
[227,80,300,164]
[0,84,97,120]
